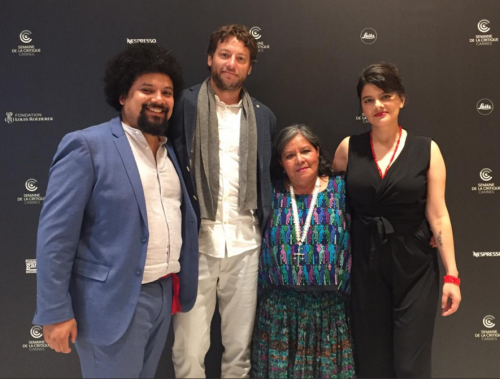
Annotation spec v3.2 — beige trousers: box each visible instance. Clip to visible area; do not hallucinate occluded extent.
[172,248,259,378]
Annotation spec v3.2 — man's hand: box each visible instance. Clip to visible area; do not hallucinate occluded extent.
[43,318,78,353]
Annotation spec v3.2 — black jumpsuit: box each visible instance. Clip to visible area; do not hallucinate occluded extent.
[346,131,439,378]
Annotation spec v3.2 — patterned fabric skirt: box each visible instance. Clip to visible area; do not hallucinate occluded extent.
[251,288,355,378]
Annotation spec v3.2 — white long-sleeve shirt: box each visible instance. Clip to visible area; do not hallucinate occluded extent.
[122,122,182,283]
[198,96,261,258]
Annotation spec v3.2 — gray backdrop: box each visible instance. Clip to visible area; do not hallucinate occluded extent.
[1,0,499,377]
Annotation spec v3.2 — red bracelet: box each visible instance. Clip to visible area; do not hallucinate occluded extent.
[444,275,461,286]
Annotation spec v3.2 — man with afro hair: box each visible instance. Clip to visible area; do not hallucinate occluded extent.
[33,43,198,378]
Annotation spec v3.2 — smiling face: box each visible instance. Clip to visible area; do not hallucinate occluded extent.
[279,133,320,188]
[207,37,253,92]
[119,72,174,135]
[361,83,405,128]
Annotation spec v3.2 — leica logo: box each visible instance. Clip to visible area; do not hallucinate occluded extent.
[360,28,377,44]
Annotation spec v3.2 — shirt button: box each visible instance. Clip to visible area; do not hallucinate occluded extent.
[186,166,190,172]
[136,267,143,276]
[193,195,198,201]
[256,104,260,108]
[141,236,147,243]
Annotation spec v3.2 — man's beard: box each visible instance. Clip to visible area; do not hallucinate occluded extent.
[137,104,169,136]
[211,68,246,92]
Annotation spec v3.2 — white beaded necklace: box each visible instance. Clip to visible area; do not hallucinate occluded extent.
[289,177,320,260]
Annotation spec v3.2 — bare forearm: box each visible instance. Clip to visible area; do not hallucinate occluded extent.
[428,213,458,277]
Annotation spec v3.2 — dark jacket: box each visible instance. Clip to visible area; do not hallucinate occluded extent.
[168,83,276,234]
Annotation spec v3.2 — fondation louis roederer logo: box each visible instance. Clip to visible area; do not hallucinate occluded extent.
[480,168,492,182]
[5,112,14,124]
[360,28,377,44]
[249,26,262,40]
[483,315,495,329]
[477,99,494,115]
[19,30,32,43]
[478,19,491,33]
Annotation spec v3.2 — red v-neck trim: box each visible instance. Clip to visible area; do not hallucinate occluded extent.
[371,130,409,180]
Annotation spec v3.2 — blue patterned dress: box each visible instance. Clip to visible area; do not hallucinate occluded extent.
[251,176,355,378]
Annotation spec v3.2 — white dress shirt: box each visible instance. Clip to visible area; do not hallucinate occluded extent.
[198,96,261,258]
[122,122,182,283]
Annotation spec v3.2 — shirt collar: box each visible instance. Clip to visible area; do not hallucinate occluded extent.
[214,94,243,108]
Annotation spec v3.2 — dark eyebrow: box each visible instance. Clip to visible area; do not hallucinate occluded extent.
[140,83,174,91]
[361,96,372,101]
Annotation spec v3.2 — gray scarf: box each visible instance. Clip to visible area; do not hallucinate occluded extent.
[192,78,258,221]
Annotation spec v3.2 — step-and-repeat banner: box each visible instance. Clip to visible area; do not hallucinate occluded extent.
[1,1,499,377]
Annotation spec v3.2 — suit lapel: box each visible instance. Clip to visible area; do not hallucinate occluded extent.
[183,86,199,158]
[253,100,264,170]
[109,118,148,227]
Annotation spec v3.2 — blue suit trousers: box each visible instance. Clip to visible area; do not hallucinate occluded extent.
[75,277,172,378]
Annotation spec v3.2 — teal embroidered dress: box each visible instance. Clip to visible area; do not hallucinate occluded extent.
[251,176,355,378]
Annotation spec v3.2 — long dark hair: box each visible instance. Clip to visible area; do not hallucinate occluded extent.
[271,124,333,182]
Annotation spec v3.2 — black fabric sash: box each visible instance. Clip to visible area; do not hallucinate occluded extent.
[353,203,427,270]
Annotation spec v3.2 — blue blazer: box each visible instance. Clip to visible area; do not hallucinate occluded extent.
[168,83,276,234]
[33,117,199,346]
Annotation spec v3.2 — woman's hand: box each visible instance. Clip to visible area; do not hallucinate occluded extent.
[441,283,461,316]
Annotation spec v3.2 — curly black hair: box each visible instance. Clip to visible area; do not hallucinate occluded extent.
[271,124,334,182]
[104,43,184,111]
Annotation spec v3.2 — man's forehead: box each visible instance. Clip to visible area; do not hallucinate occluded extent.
[217,36,246,49]
[132,73,172,85]
[140,82,173,89]
[223,36,240,43]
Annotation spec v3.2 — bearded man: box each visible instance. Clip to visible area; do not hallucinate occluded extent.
[168,24,276,378]
[33,43,198,378]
